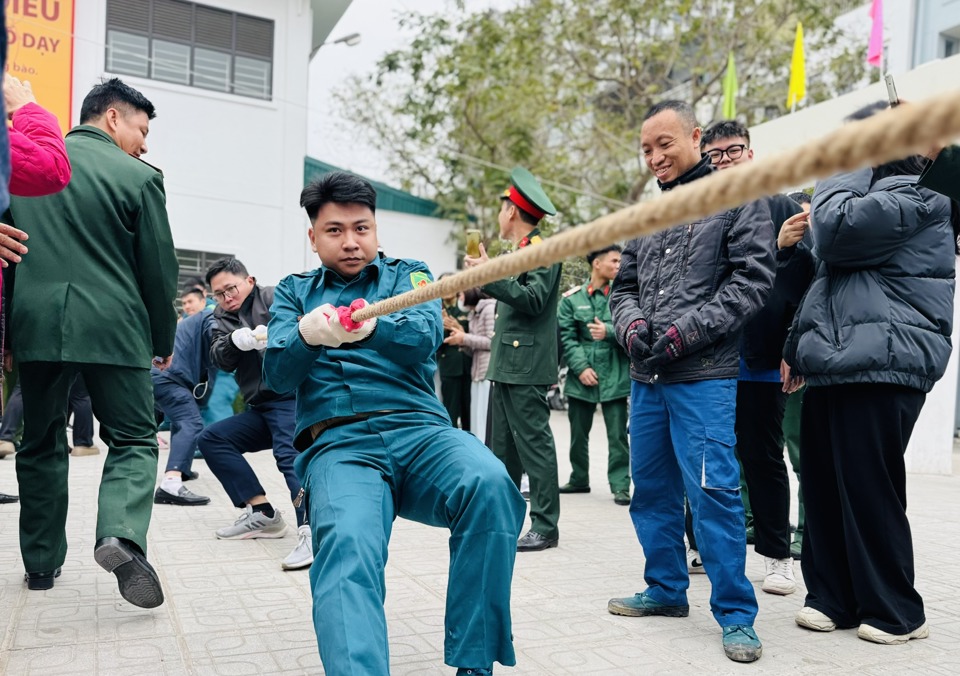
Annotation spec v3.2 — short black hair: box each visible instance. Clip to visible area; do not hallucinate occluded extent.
[507,200,541,226]
[462,287,490,307]
[205,257,248,286]
[182,276,206,291]
[787,191,811,206]
[701,120,750,148]
[643,100,698,132]
[586,244,622,265]
[79,77,156,124]
[300,171,377,222]
[180,287,205,301]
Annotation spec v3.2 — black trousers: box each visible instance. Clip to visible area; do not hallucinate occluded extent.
[736,381,789,558]
[801,383,926,634]
[441,375,471,430]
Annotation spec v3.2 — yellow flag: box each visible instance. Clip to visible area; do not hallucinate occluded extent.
[787,22,806,109]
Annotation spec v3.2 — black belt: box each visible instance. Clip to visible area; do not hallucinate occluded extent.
[308,410,397,441]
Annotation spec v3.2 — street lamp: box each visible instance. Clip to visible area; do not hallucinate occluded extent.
[311,32,362,58]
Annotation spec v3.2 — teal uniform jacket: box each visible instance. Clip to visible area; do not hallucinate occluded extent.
[557,282,630,403]
[484,230,562,386]
[7,125,179,366]
[262,255,449,450]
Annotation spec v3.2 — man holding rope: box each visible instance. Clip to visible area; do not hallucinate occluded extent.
[608,100,775,663]
[263,171,526,676]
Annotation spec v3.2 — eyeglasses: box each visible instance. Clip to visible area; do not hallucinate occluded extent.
[705,144,748,163]
[212,284,241,302]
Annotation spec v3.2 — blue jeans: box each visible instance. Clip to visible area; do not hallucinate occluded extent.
[629,378,758,627]
[153,379,202,475]
[197,398,305,526]
[295,411,526,674]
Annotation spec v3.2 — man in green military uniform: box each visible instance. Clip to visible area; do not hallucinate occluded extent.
[6,79,178,606]
[557,245,631,505]
[437,272,472,429]
[464,167,563,552]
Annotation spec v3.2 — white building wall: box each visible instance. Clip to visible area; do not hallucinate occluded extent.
[750,54,960,475]
[74,1,315,285]
[374,211,460,280]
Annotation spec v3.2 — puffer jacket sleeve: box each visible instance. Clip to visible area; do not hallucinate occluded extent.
[609,238,644,349]
[811,169,931,268]
[8,103,71,197]
[672,199,776,354]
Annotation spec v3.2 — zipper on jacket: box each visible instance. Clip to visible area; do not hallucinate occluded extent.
[679,224,693,278]
[827,277,842,349]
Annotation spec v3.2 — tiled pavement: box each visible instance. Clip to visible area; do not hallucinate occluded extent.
[0,410,958,675]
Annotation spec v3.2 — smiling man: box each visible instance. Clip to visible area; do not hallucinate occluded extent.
[6,78,178,606]
[263,171,525,676]
[607,100,776,663]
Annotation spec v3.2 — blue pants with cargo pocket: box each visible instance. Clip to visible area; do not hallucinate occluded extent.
[294,411,527,675]
[628,378,758,628]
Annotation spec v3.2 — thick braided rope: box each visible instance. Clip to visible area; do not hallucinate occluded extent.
[353,90,960,322]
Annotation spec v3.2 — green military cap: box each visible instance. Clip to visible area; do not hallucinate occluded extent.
[500,166,557,218]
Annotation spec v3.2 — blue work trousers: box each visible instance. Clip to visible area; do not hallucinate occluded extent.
[198,398,305,526]
[154,379,202,475]
[294,411,526,675]
[629,378,758,628]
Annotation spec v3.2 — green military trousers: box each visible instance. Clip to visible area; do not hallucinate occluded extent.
[16,361,158,573]
[490,382,560,540]
[565,396,630,493]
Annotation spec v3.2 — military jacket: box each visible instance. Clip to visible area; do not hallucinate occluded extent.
[557,282,630,403]
[484,229,562,386]
[7,126,178,367]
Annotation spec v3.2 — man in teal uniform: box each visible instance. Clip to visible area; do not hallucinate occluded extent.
[464,167,563,552]
[7,79,177,605]
[263,171,526,676]
[557,245,631,505]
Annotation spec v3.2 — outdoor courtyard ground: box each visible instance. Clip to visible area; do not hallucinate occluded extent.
[0,409,958,675]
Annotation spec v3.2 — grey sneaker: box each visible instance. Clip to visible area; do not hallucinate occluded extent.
[281,525,314,570]
[216,506,287,540]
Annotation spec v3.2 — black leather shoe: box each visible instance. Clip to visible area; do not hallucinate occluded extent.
[24,567,62,590]
[0,492,19,504]
[517,530,558,552]
[94,537,164,608]
[154,486,210,506]
[613,490,631,506]
[181,470,199,481]
[558,483,591,494]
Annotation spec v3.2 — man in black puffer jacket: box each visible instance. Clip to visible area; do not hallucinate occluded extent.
[700,120,815,598]
[607,101,775,664]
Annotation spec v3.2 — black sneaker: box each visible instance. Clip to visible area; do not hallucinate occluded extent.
[154,486,210,506]
[94,537,164,608]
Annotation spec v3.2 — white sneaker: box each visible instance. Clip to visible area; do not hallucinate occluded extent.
[687,548,706,574]
[858,621,929,644]
[0,440,15,457]
[796,606,836,632]
[215,505,287,540]
[762,556,797,595]
[71,445,100,456]
[281,525,314,570]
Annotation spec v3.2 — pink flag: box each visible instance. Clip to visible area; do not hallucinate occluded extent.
[867,0,883,67]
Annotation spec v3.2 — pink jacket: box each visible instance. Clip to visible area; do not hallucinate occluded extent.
[462,298,496,382]
[8,102,71,197]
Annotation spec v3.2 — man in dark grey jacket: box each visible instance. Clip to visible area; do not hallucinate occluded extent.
[196,257,312,571]
[607,100,775,664]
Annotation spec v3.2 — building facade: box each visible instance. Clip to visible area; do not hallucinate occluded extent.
[6,0,352,286]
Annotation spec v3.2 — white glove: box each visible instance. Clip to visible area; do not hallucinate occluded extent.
[231,325,268,351]
[299,301,376,347]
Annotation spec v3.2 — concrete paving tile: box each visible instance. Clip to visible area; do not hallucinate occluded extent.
[3,643,98,675]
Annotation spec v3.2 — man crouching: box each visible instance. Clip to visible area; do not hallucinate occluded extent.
[263,171,526,676]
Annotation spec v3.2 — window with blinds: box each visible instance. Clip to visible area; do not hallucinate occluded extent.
[105,0,274,100]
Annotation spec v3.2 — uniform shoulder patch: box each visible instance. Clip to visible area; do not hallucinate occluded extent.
[562,285,582,297]
[410,271,431,289]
